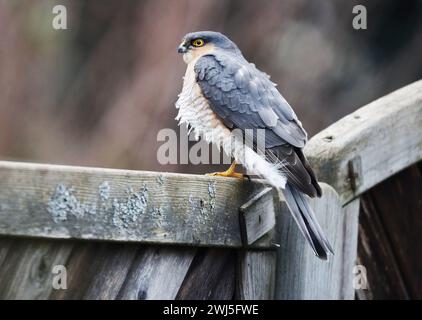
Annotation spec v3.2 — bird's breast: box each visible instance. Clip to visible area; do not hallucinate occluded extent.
[176,63,232,149]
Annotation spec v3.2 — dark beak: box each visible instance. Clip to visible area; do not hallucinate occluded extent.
[177,43,188,54]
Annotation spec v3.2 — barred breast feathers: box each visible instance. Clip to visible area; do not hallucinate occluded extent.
[175,55,287,190]
[176,62,231,147]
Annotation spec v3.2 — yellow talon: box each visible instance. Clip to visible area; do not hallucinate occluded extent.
[206,162,246,179]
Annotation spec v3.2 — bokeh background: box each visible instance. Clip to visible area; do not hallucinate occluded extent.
[1,0,421,174]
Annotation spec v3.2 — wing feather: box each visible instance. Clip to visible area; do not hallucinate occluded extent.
[194,53,321,197]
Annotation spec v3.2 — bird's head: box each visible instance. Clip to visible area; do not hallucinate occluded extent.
[177,31,240,64]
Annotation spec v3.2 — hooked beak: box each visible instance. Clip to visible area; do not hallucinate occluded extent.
[177,41,188,54]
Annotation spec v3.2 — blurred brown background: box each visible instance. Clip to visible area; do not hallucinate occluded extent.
[0,0,421,174]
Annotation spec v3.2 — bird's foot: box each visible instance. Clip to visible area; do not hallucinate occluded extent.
[206,162,249,180]
[206,171,246,179]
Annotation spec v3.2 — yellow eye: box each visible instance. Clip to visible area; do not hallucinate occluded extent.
[192,38,205,47]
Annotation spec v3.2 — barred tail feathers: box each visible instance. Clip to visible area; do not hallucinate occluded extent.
[281,183,334,260]
[241,149,333,260]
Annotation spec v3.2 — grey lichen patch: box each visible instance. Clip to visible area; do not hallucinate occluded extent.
[150,205,165,227]
[188,194,204,214]
[188,194,195,208]
[187,194,212,230]
[199,198,206,214]
[112,184,148,229]
[187,181,217,219]
[197,200,211,227]
[85,203,97,215]
[151,206,162,216]
[0,202,10,211]
[208,181,217,211]
[99,181,110,202]
[156,174,166,186]
[47,184,97,223]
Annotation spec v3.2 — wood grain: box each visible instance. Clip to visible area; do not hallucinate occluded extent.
[236,250,276,300]
[275,184,360,300]
[357,163,422,299]
[45,242,196,300]
[239,187,276,246]
[176,249,236,300]
[0,161,274,248]
[305,80,422,204]
[117,247,196,300]
[356,196,409,300]
[0,238,73,299]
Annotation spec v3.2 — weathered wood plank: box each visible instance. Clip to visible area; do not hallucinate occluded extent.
[305,80,422,204]
[356,194,409,300]
[117,247,196,300]
[339,198,360,300]
[47,243,196,300]
[357,163,422,299]
[175,249,236,300]
[0,161,275,248]
[236,250,276,300]
[239,187,276,246]
[275,183,360,300]
[371,163,422,299]
[0,237,14,268]
[0,238,73,300]
[48,242,138,300]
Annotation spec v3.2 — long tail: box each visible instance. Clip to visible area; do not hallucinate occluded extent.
[281,182,334,260]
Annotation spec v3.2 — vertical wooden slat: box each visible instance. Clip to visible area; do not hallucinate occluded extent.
[0,237,14,268]
[357,163,422,299]
[176,249,236,300]
[340,199,360,300]
[274,184,360,300]
[236,250,276,300]
[357,194,410,299]
[117,247,196,300]
[0,238,73,300]
[49,242,138,300]
[49,243,196,300]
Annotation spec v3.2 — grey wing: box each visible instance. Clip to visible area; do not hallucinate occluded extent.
[195,53,321,197]
[195,53,306,148]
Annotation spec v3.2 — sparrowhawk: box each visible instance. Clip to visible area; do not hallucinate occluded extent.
[176,31,333,259]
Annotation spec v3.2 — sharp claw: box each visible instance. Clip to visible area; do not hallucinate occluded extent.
[205,162,247,179]
[205,172,247,179]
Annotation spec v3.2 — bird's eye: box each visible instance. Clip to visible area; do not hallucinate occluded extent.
[192,39,205,47]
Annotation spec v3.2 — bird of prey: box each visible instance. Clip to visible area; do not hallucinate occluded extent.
[176,31,333,259]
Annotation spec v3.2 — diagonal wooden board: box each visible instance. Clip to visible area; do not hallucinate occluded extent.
[305,80,422,204]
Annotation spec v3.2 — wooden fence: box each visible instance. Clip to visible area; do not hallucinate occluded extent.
[0,80,421,300]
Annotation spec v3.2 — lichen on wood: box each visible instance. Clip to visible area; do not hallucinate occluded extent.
[99,181,110,202]
[47,184,96,223]
[111,184,149,230]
